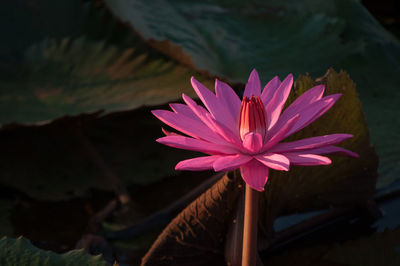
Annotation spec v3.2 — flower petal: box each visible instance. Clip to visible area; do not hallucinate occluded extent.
[175,155,222,171]
[157,135,238,155]
[240,159,269,191]
[183,94,241,146]
[270,134,353,153]
[161,127,181,136]
[243,69,261,97]
[271,94,341,139]
[284,153,331,166]
[213,154,252,171]
[169,103,200,121]
[242,132,263,153]
[265,74,293,129]
[205,113,242,146]
[260,76,281,106]
[286,94,341,137]
[301,145,359,157]
[280,84,325,120]
[191,77,236,128]
[255,153,290,171]
[152,109,224,144]
[215,79,241,121]
[262,114,300,151]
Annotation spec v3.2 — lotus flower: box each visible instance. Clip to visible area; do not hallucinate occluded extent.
[152,70,358,191]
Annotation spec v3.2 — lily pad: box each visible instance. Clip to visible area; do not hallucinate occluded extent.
[104,0,357,82]
[0,37,212,126]
[0,236,108,266]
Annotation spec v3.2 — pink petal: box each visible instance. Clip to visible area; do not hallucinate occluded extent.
[175,155,222,171]
[301,145,359,157]
[183,94,241,146]
[271,94,341,139]
[284,153,331,166]
[243,69,261,97]
[205,113,242,146]
[191,77,236,129]
[157,136,238,155]
[255,153,290,171]
[286,94,341,137]
[265,74,293,130]
[215,79,241,121]
[280,85,325,120]
[270,134,353,153]
[152,109,224,144]
[260,76,281,106]
[161,127,181,136]
[242,132,263,153]
[240,159,269,191]
[262,114,300,151]
[213,154,252,171]
[169,103,199,121]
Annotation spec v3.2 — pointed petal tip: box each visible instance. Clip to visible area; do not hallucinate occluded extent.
[174,162,183,170]
[250,68,258,75]
[151,109,164,118]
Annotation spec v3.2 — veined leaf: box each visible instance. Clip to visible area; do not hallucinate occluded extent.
[0,236,108,266]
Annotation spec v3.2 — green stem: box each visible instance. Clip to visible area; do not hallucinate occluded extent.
[242,184,259,266]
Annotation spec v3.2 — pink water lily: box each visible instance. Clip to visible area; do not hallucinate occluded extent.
[152,69,358,191]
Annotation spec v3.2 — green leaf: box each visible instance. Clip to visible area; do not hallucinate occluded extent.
[105,0,357,82]
[0,37,212,125]
[0,236,108,266]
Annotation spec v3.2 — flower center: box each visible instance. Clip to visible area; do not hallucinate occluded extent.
[238,95,266,141]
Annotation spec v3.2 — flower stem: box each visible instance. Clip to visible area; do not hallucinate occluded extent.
[242,184,259,266]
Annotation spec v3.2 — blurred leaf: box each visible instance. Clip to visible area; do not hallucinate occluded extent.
[0,236,108,266]
[0,37,212,125]
[104,0,357,82]
[333,0,400,190]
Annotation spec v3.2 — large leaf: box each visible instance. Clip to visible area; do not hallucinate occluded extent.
[105,0,357,82]
[0,236,108,266]
[104,0,400,192]
[0,0,213,126]
[0,37,212,125]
